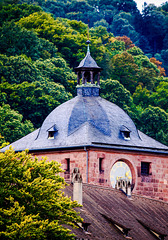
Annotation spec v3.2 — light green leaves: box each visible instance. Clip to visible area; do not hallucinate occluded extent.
[0,148,82,239]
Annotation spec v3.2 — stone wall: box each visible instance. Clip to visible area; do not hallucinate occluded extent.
[33,148,168,202]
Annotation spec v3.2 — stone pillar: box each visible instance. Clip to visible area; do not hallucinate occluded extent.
[127,181,132,198]
[90,71,94,84]
[73,181,82,205]
[72,168,83,205]
[77,72,80,85]
[82,71,85,84]
[122,180,127,194]
[115,179,121,190]
[97,72,100,85]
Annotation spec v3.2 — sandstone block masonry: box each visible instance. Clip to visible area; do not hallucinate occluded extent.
[33,147,168,202]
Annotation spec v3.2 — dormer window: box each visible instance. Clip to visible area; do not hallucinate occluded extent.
[123,131,130,139]
[48,131,55,139]
[47,125,58,139]
[120,125,131,140]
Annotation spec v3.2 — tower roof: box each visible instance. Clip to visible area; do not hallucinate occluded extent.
[75,41,102,87]
[2,94,168,153]
[75,43,101,70]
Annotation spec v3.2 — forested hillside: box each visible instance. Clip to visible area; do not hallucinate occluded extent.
[18,0,168,74]
[0,2,168,146]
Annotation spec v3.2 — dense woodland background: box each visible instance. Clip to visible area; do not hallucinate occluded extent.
[0,0,168,146]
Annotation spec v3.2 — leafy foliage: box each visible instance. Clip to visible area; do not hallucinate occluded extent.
[0,147,82,239]
[100,79,134,110]
[138,106,168,145]
[0,80,72,129]
[0,54,74,128]
[16,0,168,75]
[109,52,139,93]
[0,21,57,60]
[17,11,112,76]
[0,3,41,26]
[150,57,166,76]
[0,104,34,143]
[150,81,168,112]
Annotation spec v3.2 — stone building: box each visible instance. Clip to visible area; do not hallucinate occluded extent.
[2,42,168,202]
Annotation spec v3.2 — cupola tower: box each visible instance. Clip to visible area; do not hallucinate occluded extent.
[75,40,102,97]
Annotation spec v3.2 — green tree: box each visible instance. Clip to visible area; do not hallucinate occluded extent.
[142,4,166,54]
[34,57,77,94]
[0,0,19,8]
[110,11,139,43]
[150,81,168,112]
[105,36,125,56]
[137,67,158,91]
[109,52,139,93]
[0,54,41,84]
[94,19,109,29]
[127,46,144,56]
[0,104,34,143]
[0,147,82,239]
[100,79,134,109]
[17,12,87,67]
[65,0,94,23]
[100,78,139,124]
[0,53,76,93]
[0,53,76,130]
[0,80,72,128]
[90,25,110,44]
[98,0,137,13]
[138,106,168,145]
[17,12,111,74]
[127,47,160,90]
[136,35,152,55]
[0,3,41,26]
[116,35,135,49]
[132,84,152,109]
[0,133,9,146]
[0,21,57,60]
[159,1,168,12]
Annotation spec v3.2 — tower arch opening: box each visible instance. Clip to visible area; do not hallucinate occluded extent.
[110,159,136,191]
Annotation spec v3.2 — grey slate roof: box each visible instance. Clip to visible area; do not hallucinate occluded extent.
[2,93,168,153]
[75,46,101,69]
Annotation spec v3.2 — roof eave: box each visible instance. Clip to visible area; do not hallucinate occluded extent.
[19,143,168,155]
[74,66,102,71]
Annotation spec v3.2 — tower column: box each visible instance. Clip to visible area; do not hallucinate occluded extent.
[97,72,100,85]
[82,71,85,84]
[77,72,80,85]
[90,71,94,84]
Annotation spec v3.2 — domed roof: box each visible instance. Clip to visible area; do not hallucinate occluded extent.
[36,93,140,146]
[3,90,168,153]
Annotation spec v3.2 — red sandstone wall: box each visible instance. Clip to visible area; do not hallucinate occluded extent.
[33,148,168,202]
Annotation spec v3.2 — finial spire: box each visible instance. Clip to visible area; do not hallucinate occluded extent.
[86,39,90,53]
[75,26,102,90]
[87,19,90,40]
[87,19,90,53]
